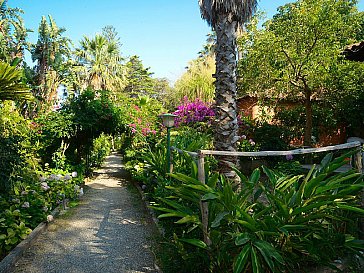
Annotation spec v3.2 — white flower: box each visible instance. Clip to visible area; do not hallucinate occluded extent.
[47,215,54,222]
[71,171,77,178]
[22,202,30,208]
[21,191,28,195]
[12,198,20,203]
[39,176,46,182]
[249,139,256,146]
[64,174,72,181]
[56,174,62,181]
[42,206,48,212]
[49,174,56,180]
[41,182,50,191]
[241,135,247,140]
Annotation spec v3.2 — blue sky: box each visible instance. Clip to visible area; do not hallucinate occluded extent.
[10,0,364,83]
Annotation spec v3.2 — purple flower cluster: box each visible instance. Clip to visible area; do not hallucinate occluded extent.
[173,97,215,127]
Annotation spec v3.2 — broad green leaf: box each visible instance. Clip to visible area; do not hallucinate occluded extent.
[235,232,251,246]
[207,173,219,188]
[234,220,257,232]
[266,193,289,219]
[183,184,210,192]
[262,166,277,185]
[150,206,180,214]
[319,153,333,171]
[238,208,257,227]
[232,166,249,186]
[175,215,200,224]
[234,244,251,273]
[292,201,333,215]
[317,183,363,195]
[158,198,193,214]
[169,172,200,185]
[158,212,187,219]
[201,192,218,201]
[304,173,327,197]
[250,169,261,184]
[254,240,285,267]
[276,175,303,192]
[251,247,262,273]
[211,211,229,228]
[336,204,364,214]
[179,238,207,249]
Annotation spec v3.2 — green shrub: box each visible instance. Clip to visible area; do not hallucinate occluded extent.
[90,133,112,168]
[0,102,38,195]
[152,151,364,272]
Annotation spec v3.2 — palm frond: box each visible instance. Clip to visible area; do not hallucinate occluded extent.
[0,61,32,101]
[199,0,258,28]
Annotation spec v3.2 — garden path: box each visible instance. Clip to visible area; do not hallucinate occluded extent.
[12,153,158,273]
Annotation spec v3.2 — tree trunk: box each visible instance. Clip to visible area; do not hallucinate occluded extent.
[304,89,313,164]
[214,14,239,176]
[304,88,313,148]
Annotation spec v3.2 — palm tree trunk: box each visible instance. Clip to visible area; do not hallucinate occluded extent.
[214,14,239,175]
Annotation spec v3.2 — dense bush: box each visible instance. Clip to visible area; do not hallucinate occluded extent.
[0,170,83,259]
[152,152,364,273]
[90,133,112,168]
[0,102,38,195]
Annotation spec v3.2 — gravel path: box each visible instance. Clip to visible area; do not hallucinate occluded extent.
[12,153,158,273]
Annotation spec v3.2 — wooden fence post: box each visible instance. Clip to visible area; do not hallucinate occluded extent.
[353,148,363,173]
[197,151,211,246]
[354,146,364,238]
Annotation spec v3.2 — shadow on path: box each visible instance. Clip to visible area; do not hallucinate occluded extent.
[13,153,158,273]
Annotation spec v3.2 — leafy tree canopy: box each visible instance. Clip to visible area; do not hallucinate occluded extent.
[238,0,363,145]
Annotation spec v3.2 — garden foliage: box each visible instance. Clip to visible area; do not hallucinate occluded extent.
[152,151,364,273]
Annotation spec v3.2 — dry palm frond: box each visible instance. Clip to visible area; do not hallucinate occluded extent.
[199,0,258,28]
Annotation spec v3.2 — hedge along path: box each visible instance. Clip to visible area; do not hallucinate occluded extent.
[12,153,159,273]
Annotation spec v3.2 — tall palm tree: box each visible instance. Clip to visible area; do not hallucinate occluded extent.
[31,15,71,105]
[74,28,124,93]
[199,0,257,174]
[0,0,29,63]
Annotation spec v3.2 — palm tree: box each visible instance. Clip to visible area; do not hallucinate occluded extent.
[0,0,29,63]
[199,0,257,174]
[74,27,124,93]
[0,61,32,101]
[31,15,71,105]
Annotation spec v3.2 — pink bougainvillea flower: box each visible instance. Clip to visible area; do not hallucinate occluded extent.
[173,97,215,127]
